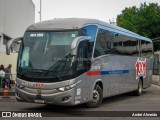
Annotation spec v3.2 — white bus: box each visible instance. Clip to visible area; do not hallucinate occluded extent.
[7,18,153,107]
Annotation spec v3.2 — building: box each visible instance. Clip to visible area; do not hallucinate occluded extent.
[0,0,35,77]
[0,0,35,52]
[152,37,160,85]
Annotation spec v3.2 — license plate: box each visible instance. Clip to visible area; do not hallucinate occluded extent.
[35,99,44,104]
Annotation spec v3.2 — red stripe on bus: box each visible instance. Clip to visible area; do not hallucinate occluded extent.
[86,71,100,76]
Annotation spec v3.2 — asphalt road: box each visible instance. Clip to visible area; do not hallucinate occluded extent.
[0,85,160,120]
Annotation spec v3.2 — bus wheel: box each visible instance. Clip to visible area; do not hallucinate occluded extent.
[133,80,142,96]
[86,85,103,108]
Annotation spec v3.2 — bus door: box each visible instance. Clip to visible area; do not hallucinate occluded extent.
[76,40,91,101]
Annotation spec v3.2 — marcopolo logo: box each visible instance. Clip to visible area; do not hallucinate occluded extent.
[135,58,146,79]
[36,83,44,88]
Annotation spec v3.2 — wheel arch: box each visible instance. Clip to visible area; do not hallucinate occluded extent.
[92,79,103,95]
[86,79,103,108]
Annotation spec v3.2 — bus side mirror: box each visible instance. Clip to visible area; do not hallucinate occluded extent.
[71,36,91,56]
[6,37,23,55]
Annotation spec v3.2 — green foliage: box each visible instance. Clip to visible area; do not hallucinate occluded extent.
[116,2,160,39]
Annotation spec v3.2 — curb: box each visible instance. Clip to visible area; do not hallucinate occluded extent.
[152,75,160,86]
[152,81,160,86]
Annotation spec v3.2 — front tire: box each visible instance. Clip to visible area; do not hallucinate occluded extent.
[86,85,103,108]
[133,80,142,96]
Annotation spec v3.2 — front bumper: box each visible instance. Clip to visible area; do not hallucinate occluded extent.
[15,87,76,106]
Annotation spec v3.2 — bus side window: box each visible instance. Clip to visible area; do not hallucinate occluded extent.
[112,32,124,55]
[146,41,153,57]
[94,29,111,58]
[112,32,139,56]
[141,40,153,58]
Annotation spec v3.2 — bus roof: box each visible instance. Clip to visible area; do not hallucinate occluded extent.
[27,18,152,42]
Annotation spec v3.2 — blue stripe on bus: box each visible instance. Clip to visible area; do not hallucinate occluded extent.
[100,70,129,75]
[87,70,129,76]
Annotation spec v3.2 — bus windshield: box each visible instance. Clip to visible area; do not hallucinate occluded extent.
[18,31,78,79]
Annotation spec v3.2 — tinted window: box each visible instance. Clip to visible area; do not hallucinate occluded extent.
[81,25,97,42]
[141,40,153,58]
[112,32,139,56]
[94,29,112,57]
[81,25,97,58]
[77,41,87,70]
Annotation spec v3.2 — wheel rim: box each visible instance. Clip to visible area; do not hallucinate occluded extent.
[93,89,100,103]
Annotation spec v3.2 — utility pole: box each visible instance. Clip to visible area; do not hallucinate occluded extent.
[39,0,42,21]
[109,18,116,25]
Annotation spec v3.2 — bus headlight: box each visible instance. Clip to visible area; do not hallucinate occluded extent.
[16,83,25,89]
[57,83,76,92]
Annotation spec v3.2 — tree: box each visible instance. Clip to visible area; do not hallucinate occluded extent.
[116,2,160,39]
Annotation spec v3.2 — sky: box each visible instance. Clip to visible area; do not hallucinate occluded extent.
[32,0,160,23]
